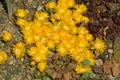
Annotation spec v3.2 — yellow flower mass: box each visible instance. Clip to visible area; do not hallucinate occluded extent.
[14,0,106,74]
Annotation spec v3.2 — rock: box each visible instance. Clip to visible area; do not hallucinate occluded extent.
[108,49,113,54]
[107,74,115,80]
[108,42,113,48]
[93,66,103,74]
[113,37,120,63]
[95,59,103,66]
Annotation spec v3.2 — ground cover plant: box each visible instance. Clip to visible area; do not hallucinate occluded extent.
[0,0,120,80]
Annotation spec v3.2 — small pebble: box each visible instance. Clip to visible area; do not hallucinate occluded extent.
[105,55,109,58]
[37,5,43,11]
[108,42,113,48]
[107,74,115,80]
[108,49,113,54]
[28,0,33,4]
[95,59,103,66]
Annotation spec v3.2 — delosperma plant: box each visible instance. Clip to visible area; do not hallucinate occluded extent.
[0,0,106,78]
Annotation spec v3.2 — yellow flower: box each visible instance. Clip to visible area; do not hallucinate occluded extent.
[27,47,37,56]
[50,17,56,23]
[62,40,74,51]
[33,34,41,42]
[85,33,94,41]
[73,55,84,63]
[56,1,68,14]
[45,1,56,9]
[21,21,33,31]
[33,19,42,27]
[67,0,75,8]
[16,18,28,28]
[34,12,49,21]
[75,64,91,74]
[35,41,43,47]
[32,53,47,63]
[37,45,49,56]
[46,40,55,49]
[82,16,89,24]
[77,27,89,35]
[1,32,12,41]
[77,39,89,48]
[73,11,83,23]
[92,38,106,53]
[59,9,72,22]
[74,4,87,14]
[16,42,24,48]
[56,44,67,56]
[30,60,36,66]
[15,9,28,18]
[0,50,8,64]
[89,58,95,65]
[24,35,34,45]
[37,62,47,72]
[84,50,94,58]
[52,32,60,44]
[54,13,62,20]
[52,21,62,31]
[12,42,26,58]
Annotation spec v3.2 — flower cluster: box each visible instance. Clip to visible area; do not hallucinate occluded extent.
[14,0,106,74]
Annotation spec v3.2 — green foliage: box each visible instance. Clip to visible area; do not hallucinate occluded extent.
[43,76,51,80]
[82,72,94,79]
[81,59,90,67]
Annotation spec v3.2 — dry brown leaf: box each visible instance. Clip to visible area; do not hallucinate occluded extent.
[45,68,53,75]
[63,72,70,80]
[62,61,76,73]
[50,71,62,79]
[111,60,120,76]
[103,60,113,74]
[45,68,62,79]
[103,26,109,37]
[52,72,57,79]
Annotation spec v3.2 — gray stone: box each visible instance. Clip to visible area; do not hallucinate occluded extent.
[95,59,103,66]
[108,49,113,54]
[108,42,113,48]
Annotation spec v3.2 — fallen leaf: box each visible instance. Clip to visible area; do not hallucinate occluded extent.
[63,72,70,80]
[103,60,113,74]
[111,60,120,76]
[62,61,76,73]
[93,66,103,74]
[103,26,109,37]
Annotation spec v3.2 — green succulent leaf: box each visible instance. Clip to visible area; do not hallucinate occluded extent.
[81,59,90,67]
[82,72,94,79]
[43,76,51,80]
